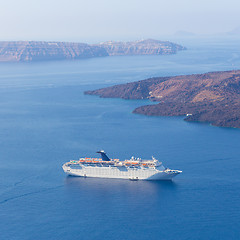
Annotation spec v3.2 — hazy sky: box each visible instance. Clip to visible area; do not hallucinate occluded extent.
[0,0,239,42]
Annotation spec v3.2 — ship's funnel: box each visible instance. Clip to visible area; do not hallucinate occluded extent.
[97,150,110,161]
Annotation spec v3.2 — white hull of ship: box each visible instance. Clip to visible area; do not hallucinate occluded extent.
[62,164,180,180]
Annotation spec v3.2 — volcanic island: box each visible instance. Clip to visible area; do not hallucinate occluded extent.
[85,70,240,129]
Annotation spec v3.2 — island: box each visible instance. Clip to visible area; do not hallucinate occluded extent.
[93,39,185,56]
[0,39,186,62]
[85,70,240,129]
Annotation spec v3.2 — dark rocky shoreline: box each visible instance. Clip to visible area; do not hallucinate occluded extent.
[85,70,240,128]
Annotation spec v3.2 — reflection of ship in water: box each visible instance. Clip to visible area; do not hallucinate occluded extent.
[64,174,178,198]
[64,174,179,206]
[62,150,182,180]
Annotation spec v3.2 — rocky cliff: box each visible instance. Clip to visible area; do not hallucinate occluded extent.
[0,39,185,62]
[0,41,108,62]
[94,39,186,56]
[85,70,240,128]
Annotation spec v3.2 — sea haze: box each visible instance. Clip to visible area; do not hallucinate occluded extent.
[0,37,240,240]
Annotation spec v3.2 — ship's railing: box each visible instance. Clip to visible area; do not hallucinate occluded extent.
[69,158,160,167]
[69,158,120,164]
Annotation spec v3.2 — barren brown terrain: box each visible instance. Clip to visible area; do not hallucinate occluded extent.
[85,70,240,128]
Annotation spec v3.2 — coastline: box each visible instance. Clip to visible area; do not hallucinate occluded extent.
[85,70,240,129]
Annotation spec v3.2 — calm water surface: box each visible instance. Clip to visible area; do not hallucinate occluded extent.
[0,37,240,240]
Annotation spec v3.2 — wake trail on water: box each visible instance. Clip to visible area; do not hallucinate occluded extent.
[0,175,35,197]
[0,185,63,205]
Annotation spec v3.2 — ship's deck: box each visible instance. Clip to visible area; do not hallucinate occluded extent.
[68,157,160,168]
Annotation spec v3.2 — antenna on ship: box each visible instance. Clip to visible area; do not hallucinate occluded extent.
[97,150,111,161]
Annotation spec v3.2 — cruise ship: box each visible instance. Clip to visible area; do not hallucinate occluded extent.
[62,150,182,180]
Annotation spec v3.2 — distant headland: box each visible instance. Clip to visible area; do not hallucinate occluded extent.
[0,39,186,62]
[85,70,240,129]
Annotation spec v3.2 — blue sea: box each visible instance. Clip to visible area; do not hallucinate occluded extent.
[0,37,240,240]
